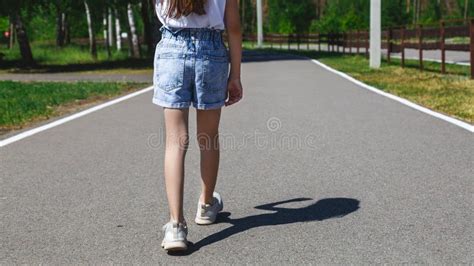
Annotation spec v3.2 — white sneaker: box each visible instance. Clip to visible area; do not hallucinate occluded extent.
[195,192,223,225]
[161,221,188,251]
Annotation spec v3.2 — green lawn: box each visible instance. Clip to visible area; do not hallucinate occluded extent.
[1,42,127,64]
[2,43,472,126]
[0,81,146,134]
[254,48,473,124]
[0,42,152,73]
[320,55,473,123]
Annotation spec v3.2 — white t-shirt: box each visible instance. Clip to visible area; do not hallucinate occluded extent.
[156,0,226,30]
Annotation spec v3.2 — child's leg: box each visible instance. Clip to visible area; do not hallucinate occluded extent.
[196,109,222,204]
[163,108,189,223]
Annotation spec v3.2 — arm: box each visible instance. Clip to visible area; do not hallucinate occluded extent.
[224,0,243,106]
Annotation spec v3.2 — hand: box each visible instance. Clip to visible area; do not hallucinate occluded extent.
[225,77,243,107]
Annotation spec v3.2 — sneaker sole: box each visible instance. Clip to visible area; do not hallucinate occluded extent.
[194,202,223,225]
[161,240,188,251]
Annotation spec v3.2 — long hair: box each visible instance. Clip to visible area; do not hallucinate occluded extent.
[163,0,207,19]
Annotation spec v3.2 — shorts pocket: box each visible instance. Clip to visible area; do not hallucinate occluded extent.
[154,53,185,92]
[202,54,229,93]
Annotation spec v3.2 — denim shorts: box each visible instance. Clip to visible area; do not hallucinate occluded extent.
[152,26,230,110]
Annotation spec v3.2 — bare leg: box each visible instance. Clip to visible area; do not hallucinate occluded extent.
[163,108,189,223]
[196,108,222,204]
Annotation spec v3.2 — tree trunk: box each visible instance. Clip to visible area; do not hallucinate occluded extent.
[108,8,114,48]
[417,0,421,23]
[413,0,417,24]
[103,11,111,59]
[317,0,322,19]
[115,9,122,51]
[464,0,468,19]
[140,0,153,55]
[55,7,65,47]
[150,4,161,49]
[84,0,98,60]
[9,20,15,49]
[127,3,141,58]
[438,0,443,19]
[12,13,34,66]
[126,23,133,57]
[64,13,71,45]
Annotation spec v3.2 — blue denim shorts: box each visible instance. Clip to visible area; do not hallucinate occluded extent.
[152,26,230,110]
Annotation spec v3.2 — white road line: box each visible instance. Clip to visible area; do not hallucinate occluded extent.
[0,86,154,148]
[1,58,472,148]
[310,59,474,133]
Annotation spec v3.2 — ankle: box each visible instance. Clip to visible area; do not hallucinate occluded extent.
[199,194,214,205]
[169,216,186,225]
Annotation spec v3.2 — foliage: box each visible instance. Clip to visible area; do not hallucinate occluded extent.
[282,0,469,34]
[1,42,129,65]
[310,0,370,33]
[382,0,410,27]
[267,0,317,33]
[0,0,145,42]
[1,0,472,65]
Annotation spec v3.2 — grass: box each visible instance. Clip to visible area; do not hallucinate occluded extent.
[0,41,152,73]
[2,41,472,125]
[251,47,474,124]
[318,56,473,123]
[0,81,147,134]
[448,37,470,44]
[1,42,128,65]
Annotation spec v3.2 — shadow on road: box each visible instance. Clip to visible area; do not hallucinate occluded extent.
[1,51,307,74]
[168,197,360,256]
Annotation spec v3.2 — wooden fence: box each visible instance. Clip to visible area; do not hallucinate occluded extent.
[243,19,474,79]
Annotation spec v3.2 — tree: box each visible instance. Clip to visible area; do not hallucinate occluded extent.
[108,8,114,48]
[268,0,316,33]
[0,1,35,65]
[383,0,409,27]
[140,0,153,55]
[463,0,467,19]
[420,0,442,23]
[239,0,257,34]
[84,0,97,60]
[114,8,122,51]
[127,3,141,58]
[103,9,112,59]
[310,0,369,33]
[51,0,71,47]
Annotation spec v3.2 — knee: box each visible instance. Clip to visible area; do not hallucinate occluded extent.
[166,132,189,150]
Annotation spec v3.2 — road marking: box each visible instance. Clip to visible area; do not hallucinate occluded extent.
[310,59,474,133]
[0,86,154,148]
[1,58,472,148]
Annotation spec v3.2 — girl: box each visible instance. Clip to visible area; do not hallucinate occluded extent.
[153,0,243,251]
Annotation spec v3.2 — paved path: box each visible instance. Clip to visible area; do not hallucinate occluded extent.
[388,49,470,65]
[1,57,473,264]
[270,43,470,65]
[0,51,302,83]
[0,72,152,83]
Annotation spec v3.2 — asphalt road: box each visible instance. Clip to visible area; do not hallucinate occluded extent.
[265,43,470,65]
[0,47,470,84]
[388,48,470,65]
[1,57,473,264]
[0,72,152,83]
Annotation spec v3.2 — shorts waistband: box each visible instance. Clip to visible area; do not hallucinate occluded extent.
[160,26,224,41]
